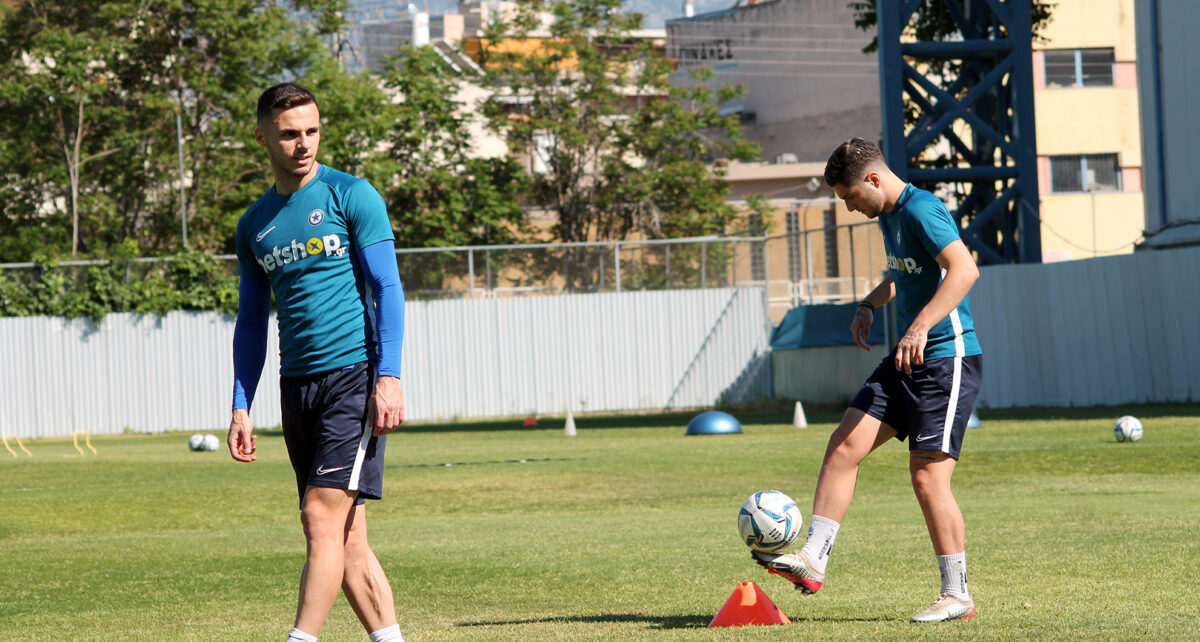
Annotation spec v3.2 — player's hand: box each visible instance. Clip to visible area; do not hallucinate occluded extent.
[851,306,874,351]
[369,375,405,436]
[894,326,928,374]
[228,408,257,462]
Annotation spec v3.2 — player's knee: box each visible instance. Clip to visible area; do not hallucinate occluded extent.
[909,465,948,499]
[300,508,346,543]
[823,438,865,470]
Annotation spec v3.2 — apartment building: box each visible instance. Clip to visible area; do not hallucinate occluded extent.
[1033,0,1144,261]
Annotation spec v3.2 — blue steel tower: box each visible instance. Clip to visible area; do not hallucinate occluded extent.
[877,0,1041,265]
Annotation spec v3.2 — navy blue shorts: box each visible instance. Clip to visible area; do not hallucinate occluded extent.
[279,362,386,508]
[850,351,982,460]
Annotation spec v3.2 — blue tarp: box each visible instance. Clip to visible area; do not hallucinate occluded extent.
[770,303,885,350]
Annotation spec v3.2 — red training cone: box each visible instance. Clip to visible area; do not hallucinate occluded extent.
[708,581,791,627]
[523,416,538,426]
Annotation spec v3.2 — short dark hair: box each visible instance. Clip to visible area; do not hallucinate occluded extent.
[256,83,318,125]
[824,138,885,187]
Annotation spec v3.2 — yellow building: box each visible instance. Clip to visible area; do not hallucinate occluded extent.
[1033,0,1143,262]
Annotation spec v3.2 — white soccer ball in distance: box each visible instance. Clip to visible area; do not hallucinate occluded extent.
[203,434,221,452]
[188,434,207,451]
[738,490,803,553]
[1113,416,1143,442]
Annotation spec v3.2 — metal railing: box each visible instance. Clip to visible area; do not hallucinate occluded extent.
[0,219,885,322]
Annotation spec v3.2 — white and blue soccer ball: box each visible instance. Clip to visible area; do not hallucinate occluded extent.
[1113,416,1143,442]
[188,434,221,452]
[738,490,803,553]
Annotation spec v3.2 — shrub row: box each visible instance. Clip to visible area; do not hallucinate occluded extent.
[0,253,239,320]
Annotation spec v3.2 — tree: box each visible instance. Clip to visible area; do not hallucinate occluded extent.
[0,3,130,256]
[0,0,353,261]
[478,0,759,289]
[377,45,529,250]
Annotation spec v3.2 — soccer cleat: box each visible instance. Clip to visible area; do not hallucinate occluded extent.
[750,549,824,594]
[910,593,976,622]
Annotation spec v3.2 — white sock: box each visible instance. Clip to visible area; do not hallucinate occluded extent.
[799,514,840,575]
[286,628,318,642]
[937,552,970,600]
[368,624,404,642]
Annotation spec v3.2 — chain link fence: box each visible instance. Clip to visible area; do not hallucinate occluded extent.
[0,215,885,323]
[389,216,885,322]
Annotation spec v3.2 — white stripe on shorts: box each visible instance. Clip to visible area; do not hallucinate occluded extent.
[941,297,967,454]
[941,355,962,453]
[347,367,379,492]
[347,419,371,491]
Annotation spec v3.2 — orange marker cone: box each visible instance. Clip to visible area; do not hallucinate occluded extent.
[708,581,791,627]
[523,415,538,426]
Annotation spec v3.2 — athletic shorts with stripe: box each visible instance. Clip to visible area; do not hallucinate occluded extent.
[850,351,982,460]
[280,362,386,508]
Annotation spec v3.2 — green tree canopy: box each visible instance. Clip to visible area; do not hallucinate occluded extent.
[478,0,759,247]
[0,0,353,260]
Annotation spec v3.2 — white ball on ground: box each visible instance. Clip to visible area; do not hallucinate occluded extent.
[1113,416,1143,442]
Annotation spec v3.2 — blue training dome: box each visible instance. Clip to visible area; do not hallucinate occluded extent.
[686,410,743,435]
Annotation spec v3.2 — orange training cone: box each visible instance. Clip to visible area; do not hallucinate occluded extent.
[523,415,538,426]
[708,581,791,627]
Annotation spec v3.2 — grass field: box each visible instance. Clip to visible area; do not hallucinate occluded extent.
[2,403,1198,641]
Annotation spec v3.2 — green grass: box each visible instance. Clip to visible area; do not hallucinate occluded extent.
[1,403,1198,641]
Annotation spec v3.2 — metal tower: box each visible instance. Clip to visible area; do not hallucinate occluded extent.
[877,0,1040,265]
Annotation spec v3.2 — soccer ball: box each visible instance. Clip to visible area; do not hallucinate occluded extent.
[738,490,803,553]
[1113,416,1143,442]
[188,434,221,452]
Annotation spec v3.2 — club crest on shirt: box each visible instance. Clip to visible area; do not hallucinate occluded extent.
[308,209,324,225]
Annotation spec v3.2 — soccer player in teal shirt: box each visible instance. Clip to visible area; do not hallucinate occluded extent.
[227,84,406,642]
[753,138,983,623]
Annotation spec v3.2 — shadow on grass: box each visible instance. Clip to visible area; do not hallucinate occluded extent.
[456,613,711,630]
[456,612,894,629]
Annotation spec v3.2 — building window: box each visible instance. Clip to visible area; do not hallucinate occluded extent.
[1043,48,1114,88]
[749,213,765,281]
[786,211,802,282]
[1049,154,1121,193]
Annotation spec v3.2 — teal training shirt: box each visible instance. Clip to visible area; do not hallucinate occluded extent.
[235,164,395,376]
[877,183,982,360]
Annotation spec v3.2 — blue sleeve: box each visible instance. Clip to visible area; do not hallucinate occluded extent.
[231,276,270,410]
[358,240,405,378]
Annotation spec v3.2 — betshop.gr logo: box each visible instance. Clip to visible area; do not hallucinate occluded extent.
[257,234,348,273]
[886,252,923,275]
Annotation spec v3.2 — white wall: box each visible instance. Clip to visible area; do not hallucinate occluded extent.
[0,288,772,439]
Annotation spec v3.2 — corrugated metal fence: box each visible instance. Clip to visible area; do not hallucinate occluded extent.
[771,245,1200,408]
[3,246,1198,439]
[0,288,772,439]
[971,245,1200,408]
